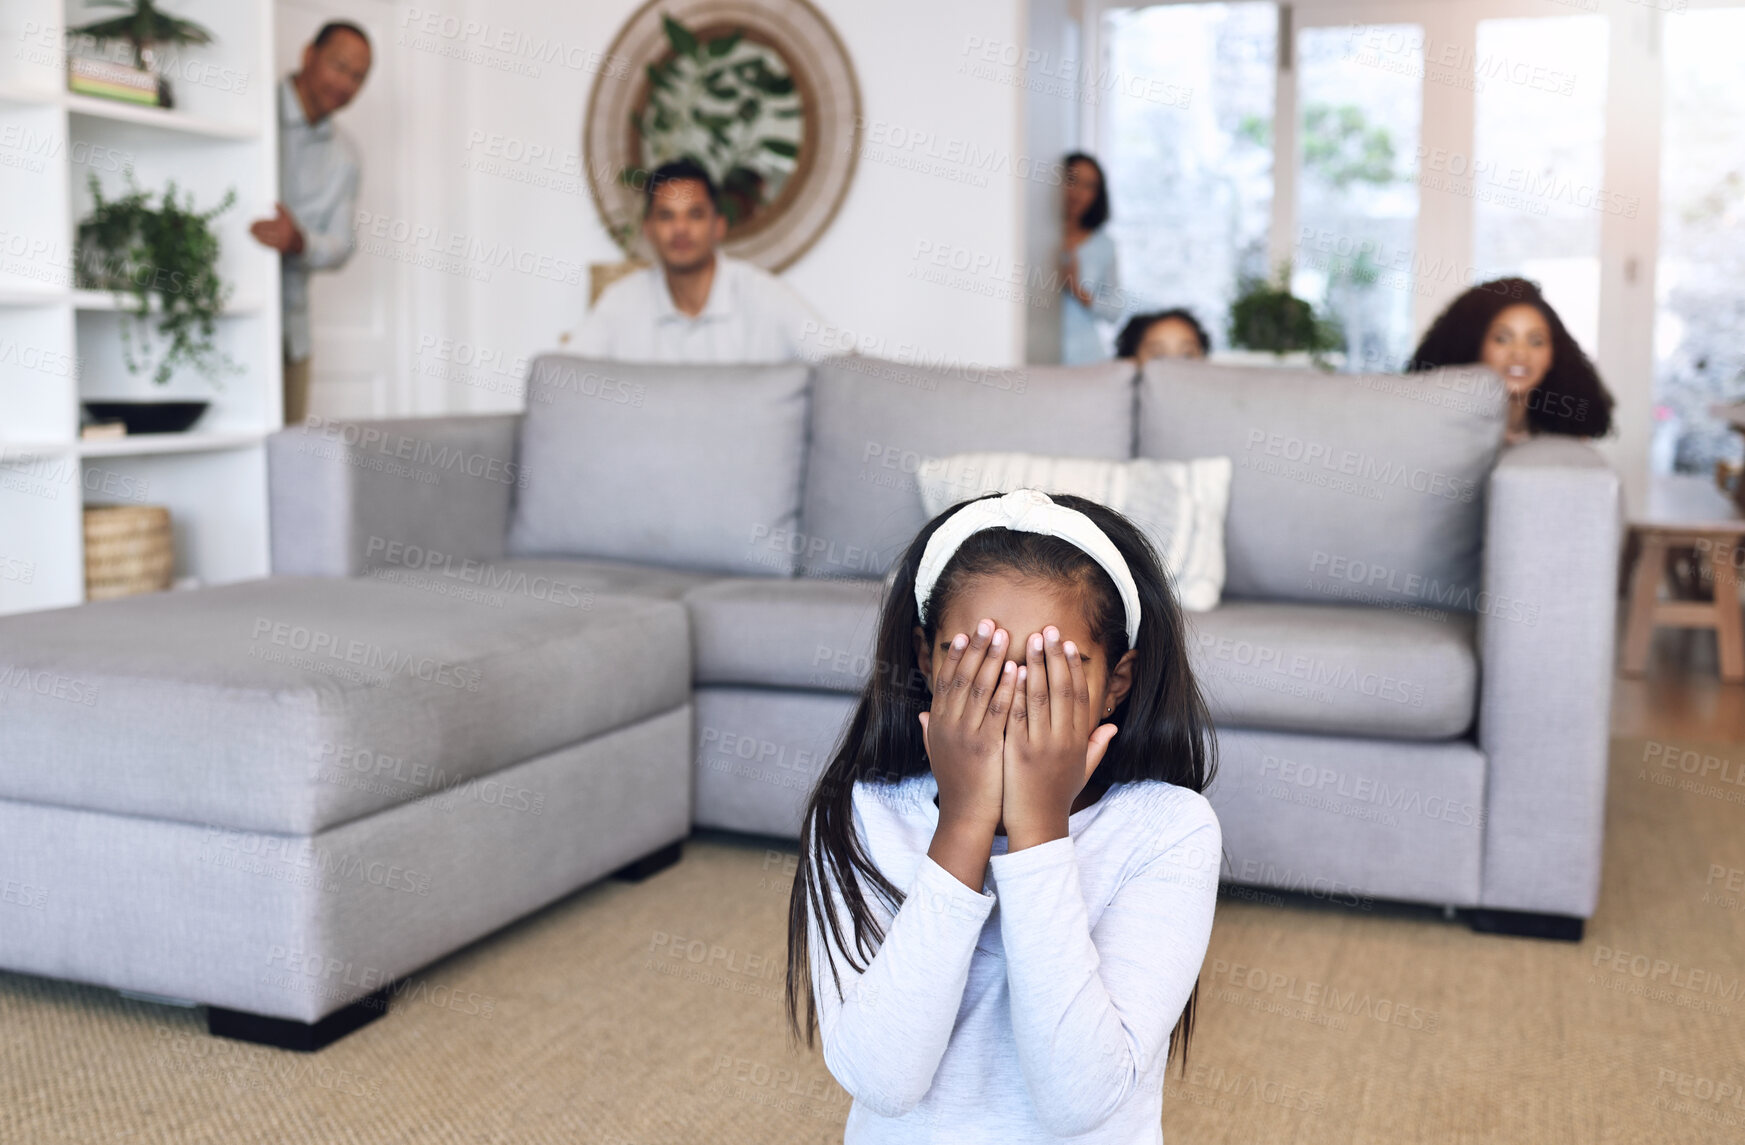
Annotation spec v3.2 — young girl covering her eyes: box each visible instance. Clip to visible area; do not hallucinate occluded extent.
[784,488,1222,1144]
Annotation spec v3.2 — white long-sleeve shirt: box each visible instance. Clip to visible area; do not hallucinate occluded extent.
[572,254,823,363]
[807,769,1221,1143]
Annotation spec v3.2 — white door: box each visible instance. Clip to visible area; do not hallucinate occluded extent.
[274,0,404,418]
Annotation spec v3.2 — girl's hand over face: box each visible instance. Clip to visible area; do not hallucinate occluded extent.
[1001,627,1119,849]
[918,621,1017,831]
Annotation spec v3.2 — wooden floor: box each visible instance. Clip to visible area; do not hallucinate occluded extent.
[1611,605,1745,742]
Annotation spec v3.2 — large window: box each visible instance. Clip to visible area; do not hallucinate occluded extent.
[1470,15,1609,358]
[1292,23,1423,370]
[1096,0,1738,502]
[1100,2,1277,349]
[1655,6,1745,474]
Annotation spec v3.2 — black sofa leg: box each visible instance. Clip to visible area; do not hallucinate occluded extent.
[610,839,684,882]
[1466,908,1584,942]
[207,986,391,1051]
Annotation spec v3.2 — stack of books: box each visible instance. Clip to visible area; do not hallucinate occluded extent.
[68,56,161,106]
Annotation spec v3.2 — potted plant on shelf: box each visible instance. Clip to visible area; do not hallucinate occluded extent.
[76,173,238,433]
[1221,263,1344,370]
[68,0,217,109]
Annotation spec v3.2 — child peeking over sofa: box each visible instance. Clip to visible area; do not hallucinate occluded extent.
[784,488,1223,1143]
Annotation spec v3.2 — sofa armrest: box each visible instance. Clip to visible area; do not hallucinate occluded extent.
[1476,436,1621,917]
[267,414,523,576]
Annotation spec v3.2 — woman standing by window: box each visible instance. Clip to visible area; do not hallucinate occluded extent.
[1059,153,1124,365]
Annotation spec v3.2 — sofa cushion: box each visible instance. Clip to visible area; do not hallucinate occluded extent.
[799,355,1136,577]
[1187,601,1478,740]
[0,576,691,835]
[1211,728,1486,906]
[693,687,861,837]
[363,555,719,604]
[684,576,888,693]
[1138,359,1506,607]
[508,355,812,576]
[913,451,1233,611]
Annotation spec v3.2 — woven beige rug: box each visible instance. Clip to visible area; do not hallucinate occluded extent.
[4,737,1742,1144]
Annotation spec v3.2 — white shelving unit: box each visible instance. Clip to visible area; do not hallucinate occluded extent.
[66,90,261,139]
[0,0,280,615]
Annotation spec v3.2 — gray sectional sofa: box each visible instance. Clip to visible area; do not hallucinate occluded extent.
[0,351,1620,1049]
[269,351,1619,928]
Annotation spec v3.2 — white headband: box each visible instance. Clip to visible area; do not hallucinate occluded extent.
[914,488,1142,648]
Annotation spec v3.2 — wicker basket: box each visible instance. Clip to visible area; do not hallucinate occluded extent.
[84,504,174,600]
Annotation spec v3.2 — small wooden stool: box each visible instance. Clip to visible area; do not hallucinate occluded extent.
[1621,475,1745,682]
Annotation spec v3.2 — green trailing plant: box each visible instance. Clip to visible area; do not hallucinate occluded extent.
[1228,263,1343,358]
[611,13,804,245]
[77,172,239,386]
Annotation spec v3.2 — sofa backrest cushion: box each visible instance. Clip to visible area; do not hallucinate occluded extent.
[507,355,811,576]
[1137,359,1507,607]
[800,355,1137,577]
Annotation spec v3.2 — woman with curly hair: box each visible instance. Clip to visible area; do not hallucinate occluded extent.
[1406,278,1614,444]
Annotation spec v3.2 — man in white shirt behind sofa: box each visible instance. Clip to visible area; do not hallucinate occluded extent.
[573,158,824,363]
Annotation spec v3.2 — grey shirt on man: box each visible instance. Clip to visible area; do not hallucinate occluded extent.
[277,76,360,363]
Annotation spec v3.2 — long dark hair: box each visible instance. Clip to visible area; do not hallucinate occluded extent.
[784,492,1218,1075]
[1405,277,1614,438]
[1064,152,1111,231]
[1116,308,1211,359]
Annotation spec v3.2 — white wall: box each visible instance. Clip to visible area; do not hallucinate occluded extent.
[367,0,1032,413]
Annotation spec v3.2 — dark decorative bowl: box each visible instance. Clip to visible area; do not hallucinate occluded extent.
[82,400,210,435]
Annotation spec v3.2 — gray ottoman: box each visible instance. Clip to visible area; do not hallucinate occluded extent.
[0,576,693,1049]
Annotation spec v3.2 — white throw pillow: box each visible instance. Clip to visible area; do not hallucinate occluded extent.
[914,452,1232,612]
